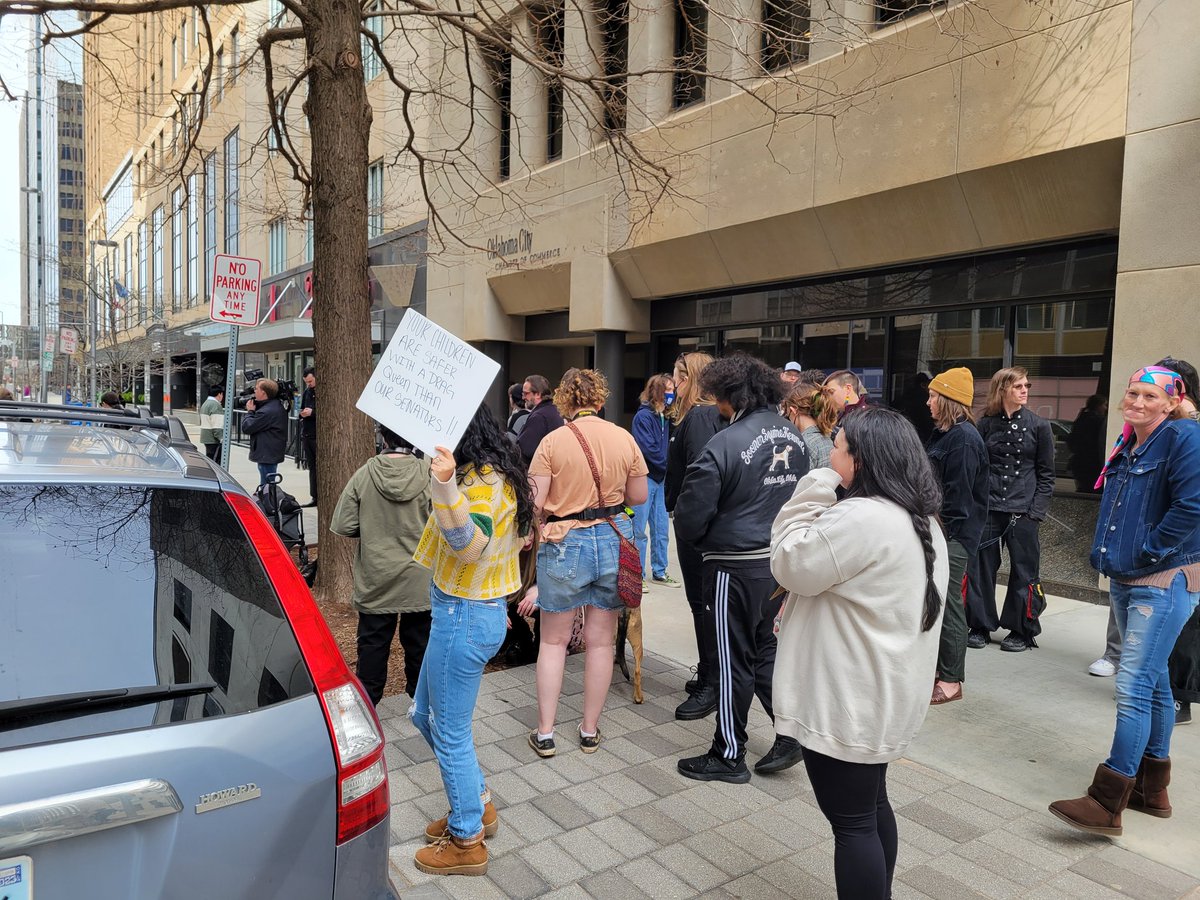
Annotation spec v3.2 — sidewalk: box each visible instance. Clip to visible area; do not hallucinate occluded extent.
[174,412,1199,897]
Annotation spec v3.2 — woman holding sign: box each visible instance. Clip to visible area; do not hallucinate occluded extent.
[410,404,534,877]
[526,369,649,758]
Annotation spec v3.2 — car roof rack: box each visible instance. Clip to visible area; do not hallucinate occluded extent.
[0,401,193,447]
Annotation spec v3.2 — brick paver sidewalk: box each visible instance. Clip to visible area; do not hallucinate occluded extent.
[379,652,1200,899]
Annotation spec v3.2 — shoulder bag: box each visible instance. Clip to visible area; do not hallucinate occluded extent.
[565,421,643,609]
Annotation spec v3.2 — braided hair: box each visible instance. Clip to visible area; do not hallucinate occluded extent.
[839,407,944,632]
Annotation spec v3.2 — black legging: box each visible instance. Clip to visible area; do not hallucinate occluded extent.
[803,747,897,900]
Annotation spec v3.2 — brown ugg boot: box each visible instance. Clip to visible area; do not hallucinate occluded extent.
[414,829,488,876]
[1128,755,1172,818]
[425,800,498,842]
[1048,764,1136,836]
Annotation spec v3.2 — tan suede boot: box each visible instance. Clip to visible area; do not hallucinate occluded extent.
[414,829,488,876]
[424,800,498,842]
[1128,755,1172,818]
[1049,764,1136,836]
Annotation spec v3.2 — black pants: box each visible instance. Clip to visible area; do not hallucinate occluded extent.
[966,511,1041,639]
[706,557,778,761]
[356,609,432,704]
[204,442,222,465]
[936,540,970,683]
[803,747,897,900]
[302,434,318,500]
[676,527,718,685]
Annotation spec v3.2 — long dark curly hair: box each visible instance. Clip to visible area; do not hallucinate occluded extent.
[700,354,785,412]
[455,403,535,536]
[839,406,944,632]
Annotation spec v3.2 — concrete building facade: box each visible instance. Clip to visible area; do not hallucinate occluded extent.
[420,0,1197,596]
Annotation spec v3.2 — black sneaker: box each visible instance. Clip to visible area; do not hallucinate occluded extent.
[1000,633,1031,653]
[579,727,602,753]
[677,752,751,784]
[1177,701,1192,726]
[528,730,556,758]
[967,630,991,650]
[675,683,718,720]
[754,736,804,774]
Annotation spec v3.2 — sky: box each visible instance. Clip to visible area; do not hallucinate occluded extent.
[0,18,29,329]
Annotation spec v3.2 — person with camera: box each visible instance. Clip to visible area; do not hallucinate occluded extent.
[243,378,288,487]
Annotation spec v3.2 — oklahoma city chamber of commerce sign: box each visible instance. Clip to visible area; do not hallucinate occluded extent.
[355,309,500,457]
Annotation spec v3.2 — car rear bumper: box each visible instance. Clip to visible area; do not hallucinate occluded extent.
[334,814,394,899]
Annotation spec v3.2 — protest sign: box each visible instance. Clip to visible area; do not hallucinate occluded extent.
[355,309,500,457]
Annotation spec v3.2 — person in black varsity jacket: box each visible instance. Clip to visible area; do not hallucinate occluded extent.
[673,354,809,783]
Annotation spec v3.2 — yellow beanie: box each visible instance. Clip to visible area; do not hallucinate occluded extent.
[930,367,974,407]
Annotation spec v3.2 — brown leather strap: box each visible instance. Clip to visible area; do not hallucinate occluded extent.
[565,421,626,542]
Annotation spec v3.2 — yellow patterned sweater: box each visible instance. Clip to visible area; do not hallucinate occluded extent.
[414,464,523,600]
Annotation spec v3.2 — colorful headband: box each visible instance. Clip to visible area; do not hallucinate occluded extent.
[1129,366,1184,397]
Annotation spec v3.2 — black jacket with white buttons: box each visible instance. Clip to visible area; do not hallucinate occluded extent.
[977,408,1056,520]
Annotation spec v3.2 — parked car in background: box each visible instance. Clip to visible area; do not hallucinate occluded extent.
[0,402,394,900]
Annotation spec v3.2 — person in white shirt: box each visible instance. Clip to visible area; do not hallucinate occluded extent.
[770,406,948,899]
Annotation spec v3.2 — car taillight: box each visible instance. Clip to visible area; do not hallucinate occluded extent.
[227,492,389,844]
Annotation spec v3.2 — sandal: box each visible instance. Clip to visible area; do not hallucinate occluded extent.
[930,683,963,705]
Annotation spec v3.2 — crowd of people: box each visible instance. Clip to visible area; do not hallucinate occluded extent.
[273,353,1200,894]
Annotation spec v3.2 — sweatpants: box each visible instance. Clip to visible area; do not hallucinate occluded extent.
[356,609,433,704]
[966,511,1042,640]
[676,528,718,685]
[706,557,778,761]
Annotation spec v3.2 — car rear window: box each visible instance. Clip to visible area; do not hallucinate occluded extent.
[0,485,314,749]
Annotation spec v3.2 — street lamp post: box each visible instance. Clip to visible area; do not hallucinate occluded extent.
[18,185,47,403]
[89,239,119,405]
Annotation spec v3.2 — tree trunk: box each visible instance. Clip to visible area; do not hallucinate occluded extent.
[305,0,374,603]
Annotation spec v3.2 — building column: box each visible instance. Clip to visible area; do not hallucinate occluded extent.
[595,330,626,424]
[625,0,675,131]
[810,0,876,64]
[483,339,511,422]
[1110,0,1200,427]
[511,12,544,177]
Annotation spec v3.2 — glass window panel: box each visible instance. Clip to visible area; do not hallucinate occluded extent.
[723,325,792,370]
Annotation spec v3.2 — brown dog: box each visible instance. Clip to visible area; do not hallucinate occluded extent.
[614,606,644,703]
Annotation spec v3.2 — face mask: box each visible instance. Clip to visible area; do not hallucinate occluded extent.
[664,392,675,406]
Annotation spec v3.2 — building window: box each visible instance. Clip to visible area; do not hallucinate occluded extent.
[229,27,239,85]
[482,38,512,180]
[191,8,199,47]
[533,3,565,161]
[204,152,217,297]
[762,0,809,71]
[267,96,284,153]
[172,187,184,311]
[223,130,239,254]
[304,210,313,263]
[367,160,384,238]
[152,205,164,318]
[268,218,287,275]
[172,36,178,80]
[600,0,629,131]
[137,220,147,323]
[673,0,707,108]
[187,172,199,305]
[216,47,225,103]
[876,0,946,24]
[362,4,383,82]
[181,19,188,63]
[268,0,285,25]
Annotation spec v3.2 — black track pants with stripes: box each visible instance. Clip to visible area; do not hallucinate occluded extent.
[705,557,779,762]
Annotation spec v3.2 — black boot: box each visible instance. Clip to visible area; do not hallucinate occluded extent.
[675,681,717,720]
[754,736,804,774]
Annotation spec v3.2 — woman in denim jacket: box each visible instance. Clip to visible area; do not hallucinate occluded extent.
[1050,365,1200,836]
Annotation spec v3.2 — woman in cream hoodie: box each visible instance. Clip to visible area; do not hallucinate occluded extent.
[770,407,948,900]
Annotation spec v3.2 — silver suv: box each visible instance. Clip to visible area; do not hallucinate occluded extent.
[0,403,394,899]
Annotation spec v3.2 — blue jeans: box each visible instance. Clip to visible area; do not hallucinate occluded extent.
[1105,573,1199,776]
[536,515,633,613]
[257,462,278,486]
[410,584,508,838]
[633,479,669,579]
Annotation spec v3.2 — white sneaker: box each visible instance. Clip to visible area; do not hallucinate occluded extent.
[1088,658,1117,677]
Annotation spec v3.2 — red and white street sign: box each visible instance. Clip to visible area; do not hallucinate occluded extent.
[209,254,262,326]
[59,327,77,354]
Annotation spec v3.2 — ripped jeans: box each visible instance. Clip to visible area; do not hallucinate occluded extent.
[1105,572,1199,777]
[410,584,508,838]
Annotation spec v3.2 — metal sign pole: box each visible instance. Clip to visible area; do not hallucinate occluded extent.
[220,324,238,466]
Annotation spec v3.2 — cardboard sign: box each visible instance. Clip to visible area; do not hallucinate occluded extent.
[356,309,500,457]
[209,254,262,326]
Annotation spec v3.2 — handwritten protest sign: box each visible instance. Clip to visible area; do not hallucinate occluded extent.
[355,309,500,457]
